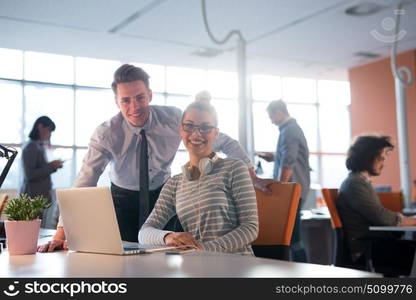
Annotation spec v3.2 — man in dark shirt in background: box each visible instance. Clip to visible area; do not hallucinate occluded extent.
[338,134,416,275]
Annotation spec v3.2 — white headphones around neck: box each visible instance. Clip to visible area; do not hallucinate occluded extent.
[181,153,219,180]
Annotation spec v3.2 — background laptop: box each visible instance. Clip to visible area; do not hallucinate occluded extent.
[57,187,176,255]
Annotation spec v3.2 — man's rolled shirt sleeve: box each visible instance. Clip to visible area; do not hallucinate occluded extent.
[213,132,251,164]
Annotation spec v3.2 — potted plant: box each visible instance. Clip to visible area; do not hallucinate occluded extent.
[3,194,50,255]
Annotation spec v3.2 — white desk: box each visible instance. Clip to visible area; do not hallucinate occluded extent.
[369,226,416,232]
[0,229,380,278]
[0,249,380,278]
[369,226,416,278]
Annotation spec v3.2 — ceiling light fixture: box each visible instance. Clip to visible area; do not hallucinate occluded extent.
[190,48,223,58]
[353,51,381,59]
[345,2,384,16]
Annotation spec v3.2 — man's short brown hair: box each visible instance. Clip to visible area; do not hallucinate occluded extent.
[111,64,150,94]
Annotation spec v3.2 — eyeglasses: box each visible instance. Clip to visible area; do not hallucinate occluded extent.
[181,123,216,134]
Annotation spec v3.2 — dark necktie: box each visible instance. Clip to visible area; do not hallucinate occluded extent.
[139,129,149,228]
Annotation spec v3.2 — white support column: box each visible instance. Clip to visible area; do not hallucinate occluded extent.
[394,73,412,208]
[236,38,254,161]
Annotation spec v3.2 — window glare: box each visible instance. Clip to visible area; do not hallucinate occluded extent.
[251,75,281,101]
[0,48,23,79]
[253,75,351,186]
[151,93,166,106]
[0,80,22,143]
[132,62,165,93]
[282,77,316,103]
[24,84,74,146]
[321,155,349,188]
[1,47,352,195]
[252,102,278,152]
[211,99,238,140]
[75,57,120,88]
[75,88,118,146]
[166,66,206,95]
[25,51,74,84]
[166,95,193,112]
[207,70,238,99]
[320,105,351,153]
[47,148,73,188]
[318,80,351,105]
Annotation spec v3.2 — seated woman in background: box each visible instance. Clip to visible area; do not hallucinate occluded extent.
[337,134,416,276]
[139,97,258,255]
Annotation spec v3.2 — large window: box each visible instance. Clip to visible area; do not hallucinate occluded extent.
[252,75,351,189]
[0,47,351,192]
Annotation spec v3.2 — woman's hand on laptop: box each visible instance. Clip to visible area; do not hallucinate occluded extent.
[37,239,68,252]
[164,232,203,250]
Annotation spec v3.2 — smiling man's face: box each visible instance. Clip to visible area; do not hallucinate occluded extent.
[115,80,152,127]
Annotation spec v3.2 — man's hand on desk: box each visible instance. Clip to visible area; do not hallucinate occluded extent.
[37,226,68,252]
[398,214,416,226]
[37,239,68,252]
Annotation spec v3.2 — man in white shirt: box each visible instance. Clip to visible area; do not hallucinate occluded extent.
[39,64,271,251]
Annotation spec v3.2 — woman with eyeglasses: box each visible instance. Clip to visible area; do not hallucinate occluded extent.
[139,96,258,254]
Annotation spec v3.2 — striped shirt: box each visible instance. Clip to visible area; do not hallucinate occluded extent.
[139,158,258,255]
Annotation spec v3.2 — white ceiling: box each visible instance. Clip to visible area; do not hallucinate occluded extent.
[0,0,415,80]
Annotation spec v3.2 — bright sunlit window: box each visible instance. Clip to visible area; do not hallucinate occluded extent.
[133,63,166,93]
[207,70,238,99]
[282,77,317,103]
[0,48,351,193]
[166,66,206,95]
[0,80,23,143]
[252,75,351,189]
[24,84,74,147]
[75,88,119,146]
[25,51,74,84]
[75,57,120,88]
[251,74,281,101]
[0,48,23,80]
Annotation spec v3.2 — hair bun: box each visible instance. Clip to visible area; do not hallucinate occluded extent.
[195,90,212,103]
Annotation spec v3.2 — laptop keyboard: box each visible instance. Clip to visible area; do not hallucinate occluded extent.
[123,246,142,251]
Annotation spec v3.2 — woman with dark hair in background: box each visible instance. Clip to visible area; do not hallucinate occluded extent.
[21,116,63,228]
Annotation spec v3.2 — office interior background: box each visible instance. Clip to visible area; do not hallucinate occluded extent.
[0,0,415,204]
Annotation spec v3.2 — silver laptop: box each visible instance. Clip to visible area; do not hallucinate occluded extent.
[56,187,176,255]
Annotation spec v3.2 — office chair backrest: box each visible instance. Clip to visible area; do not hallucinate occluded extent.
[377,192,402,213]
[321,188,342,229]
[252,182,301,246]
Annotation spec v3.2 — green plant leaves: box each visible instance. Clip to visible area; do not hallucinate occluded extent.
[4,194,51,221]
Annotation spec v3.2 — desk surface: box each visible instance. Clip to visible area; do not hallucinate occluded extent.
[369,226,416,232]
[0,249,379,278]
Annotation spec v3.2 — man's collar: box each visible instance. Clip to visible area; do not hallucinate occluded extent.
[278,117,294,129]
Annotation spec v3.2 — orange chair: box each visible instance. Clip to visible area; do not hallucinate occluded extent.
[322,188,374,271]
[252,182,301,260]
[321,189,342,230]
[377,192,402,213]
